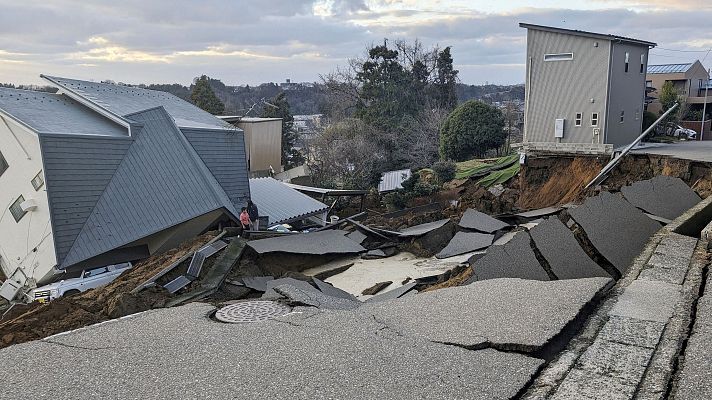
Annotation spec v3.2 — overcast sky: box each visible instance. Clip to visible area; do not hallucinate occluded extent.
[1,0,711,87]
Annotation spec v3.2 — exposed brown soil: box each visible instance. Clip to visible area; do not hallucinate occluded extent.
[516,156,606,209]
[421,266,474,292]
[0,232,218,349]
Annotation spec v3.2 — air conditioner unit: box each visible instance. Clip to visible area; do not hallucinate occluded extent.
[593,128,601,136]
[20,198,38,212]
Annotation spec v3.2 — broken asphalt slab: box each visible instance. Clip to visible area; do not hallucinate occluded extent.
[364,282,417,303]
[396,218,452,237]
[466,231,551,283]
[247,230,366,255]
[0,303,544,400]
[435,231,494,259]
[362,277,612,353]
[261,278,320,299]
[312,278,358,302]
[458,208,510,233]
[621,175,701,221]
[529,218,611,280]
[568,191,661,276]
[274,285,361,310]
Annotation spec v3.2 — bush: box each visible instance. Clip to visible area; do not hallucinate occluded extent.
[432,160,456,183]
[642,110,658,131]
[440,100,506,161]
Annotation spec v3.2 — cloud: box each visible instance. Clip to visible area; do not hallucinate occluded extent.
[0,0,710,86]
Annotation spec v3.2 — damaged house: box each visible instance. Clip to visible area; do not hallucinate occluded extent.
[0,76,250,289]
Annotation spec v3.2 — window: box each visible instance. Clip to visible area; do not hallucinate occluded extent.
[0,150,7,177]
[635,109,640,121]
[544,53,574,62]
[591,113,599,127]
[575,113,583,127]
[620,110,625,123]
[640,54,645,73]
[625,52,630,72]
[31,170,44,191]
[646,80,653,88]
[9,195,26,223]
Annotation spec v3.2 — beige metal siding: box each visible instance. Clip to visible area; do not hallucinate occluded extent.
[605,42,650,147]
[524,30,611,144]
[237,120,282,173]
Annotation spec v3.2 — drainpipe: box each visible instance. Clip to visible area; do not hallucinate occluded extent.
[702,69,710,141]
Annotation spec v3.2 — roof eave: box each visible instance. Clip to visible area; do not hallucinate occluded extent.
[40,74,134,135]
[519,23,656,47]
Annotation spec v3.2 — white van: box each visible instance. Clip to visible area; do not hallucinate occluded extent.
[29,262,132,303]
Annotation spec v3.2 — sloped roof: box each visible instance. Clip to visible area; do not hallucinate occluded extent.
[519,23,656,47]
[58,107,238,269]
[647,63,693,74]
[0,87,126,136]
[249,177,328,225]
[378,169,411,193]
[41,75,232,130]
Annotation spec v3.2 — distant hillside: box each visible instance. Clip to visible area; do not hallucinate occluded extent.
[1,79,525,116]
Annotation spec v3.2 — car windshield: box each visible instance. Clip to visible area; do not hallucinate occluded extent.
[84,267,109,278]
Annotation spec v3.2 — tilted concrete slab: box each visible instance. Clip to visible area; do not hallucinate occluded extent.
[312,278,358,302]
[638,233,697,285]
[568,192,661,276]
[458,209,510,233]
[529,218,611,280]
[674,332,712,400]
[608,280,681,323]
[435,231,494,259]
[247,230,366,255]
[363,277,612,352]
[0,303,544,400]
[364,282,417,303]
[621,175,701,221]
[467,231,550,283]
[261,278,320,299]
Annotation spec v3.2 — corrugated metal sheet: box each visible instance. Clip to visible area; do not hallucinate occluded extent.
[378,169,411,192]
[249,177,328,225]
[647,64,693,74]
[0,87,126,136]
[59,107,235,268]
[40,134,133,263]
[182,128,251,207]
[43,75,231,130]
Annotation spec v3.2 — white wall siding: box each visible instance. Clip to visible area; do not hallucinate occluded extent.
[0,117,57,284]
[524,30,611,144]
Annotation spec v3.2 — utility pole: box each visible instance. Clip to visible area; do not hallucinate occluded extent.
[702,68,710,141]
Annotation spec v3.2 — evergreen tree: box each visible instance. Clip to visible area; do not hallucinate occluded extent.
[440,100,506,161]
[434,47,458,110]
[190,75,225,115]
[261,92,303,168]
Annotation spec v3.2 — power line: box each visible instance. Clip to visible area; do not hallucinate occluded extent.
[656,47,711,53]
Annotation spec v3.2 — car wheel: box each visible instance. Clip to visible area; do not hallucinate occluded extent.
[63,289,81,297]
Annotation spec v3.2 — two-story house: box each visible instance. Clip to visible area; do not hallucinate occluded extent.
[646,61,710,116]
[520,23,656,151]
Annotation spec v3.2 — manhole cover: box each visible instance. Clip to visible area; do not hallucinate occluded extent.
[215,301,292,323]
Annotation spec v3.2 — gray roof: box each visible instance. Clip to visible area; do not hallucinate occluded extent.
[519,23,656,47]
[0,87,126,137]
[55,107,239,269]
[378,169,411,193]
[42,75,233,130]
[647,63,693,74]
[249,177,328,225]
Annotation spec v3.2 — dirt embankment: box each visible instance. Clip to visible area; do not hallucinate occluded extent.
[0,232,218,349]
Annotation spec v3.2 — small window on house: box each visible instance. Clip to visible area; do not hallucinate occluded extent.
[625,52,630,72]
[9,195,26,223]
[31,171,44,191]
[544,53,574,62]
[620,110,625,123]
[591,113,599,127]
[0,150,8,177]
[640,54,645,73]
[575,113,583,127]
